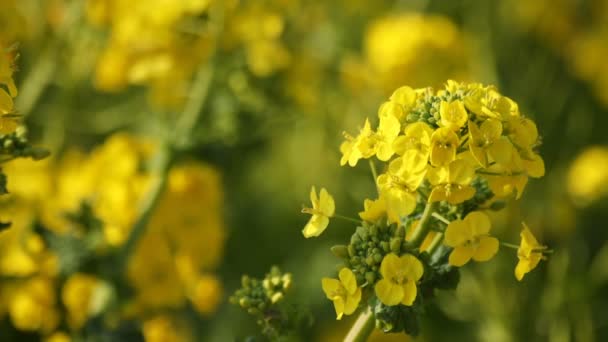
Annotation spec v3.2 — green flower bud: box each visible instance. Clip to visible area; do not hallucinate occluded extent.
[331,245,349,259]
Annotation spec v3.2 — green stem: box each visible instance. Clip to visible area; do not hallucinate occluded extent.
[500,242,520,250]
[333,213,364,225]
[426,232,444,255]
[368,159,379,195]
[431,212,451,225]
[344,307,375,342]
[116,144,173,273]
[407,201,438,248]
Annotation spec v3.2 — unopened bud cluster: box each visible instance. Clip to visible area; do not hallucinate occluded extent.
[229,266,292,316]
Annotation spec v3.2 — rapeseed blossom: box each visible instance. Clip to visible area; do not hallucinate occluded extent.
[302,186,335,238]
[322,268,362,319]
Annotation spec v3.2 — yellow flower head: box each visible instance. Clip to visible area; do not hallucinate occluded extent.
[375,253,423,306]
[321,268,361,320]
[439,100,468,131]
[359,196,387,222]
[393,122,433,161]
[430,127,459,166]
[515,223,548,281]
[302,186,335,238]
[428,159,476,204]
[340,119,375,167]
[444,211,499,267]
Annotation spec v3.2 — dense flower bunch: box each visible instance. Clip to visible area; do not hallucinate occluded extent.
[87,0,216,106]
[0,133,225,340]
[303,81,550,337]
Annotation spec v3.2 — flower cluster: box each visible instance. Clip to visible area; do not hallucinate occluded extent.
[0,133,225,340]
[303,81,551,336]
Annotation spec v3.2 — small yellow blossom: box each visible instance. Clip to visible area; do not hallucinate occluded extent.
[321,268,361,320]
[375,253,423,306]
[507,116,538,148]
[389,86,417,111]
[62,273,101,329]
[439,100,468,131]
[393,122,433,163]
[468,120,513,167]
[484,151,529,199]
[428,159,476,204]
[374,113,401,161]
[378,101,405,120]
[302,186,335,238]
[430,127,459,166]
[444,211,499,267]
[567,146,608,205]
[340,119,375,166]
[377,152,427,223]
[359,196,387,222]
[515,223,548,281]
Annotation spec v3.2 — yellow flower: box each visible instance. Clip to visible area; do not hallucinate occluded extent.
[359,196,387,222]
[389,86,417,111]
[62,273,101,329]
[468,119,514,167]
[321,268,361,319]
[377,152,427,223]
[8,277,59,333]
[567,146,608,205]
[378,100,405,120]
[189,274,223,316]
[143,315,192,342]
[430,127,459,166]
[393,122,433,163]
[302,186,335,238]
[515,223,548,281]
[340,119,375,166]
[444,211,499,267]
[374,113,401,161]
[375,253,423,306]
[45,332,71,342]
[484,151,529,199]
[507,116,538,148]
[439,100,468,131]
[427,159,476,204]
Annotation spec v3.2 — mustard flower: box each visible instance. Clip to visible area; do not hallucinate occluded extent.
[377,152,427,223]
[439,100,468,131]
[515,223,548,281]
[302,186,335,238]
[427,159,476,204]
[340,119,375,167]
[468,119,514,167]
[430,127,459,166]
[322,268,361,320]
[393,122,433,165]
[444,211,499,267]
[359,196,387,222]
[375,253,423,306]
[374,113,401,161]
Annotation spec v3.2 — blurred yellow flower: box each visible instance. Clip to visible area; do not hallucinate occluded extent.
[45,332,71,342]
[322,268,361,320]
[444,211,499,267]
[515,223,548,281]
[375,253,423,306]
[143,315,192,342]
[62,273,102,330]
[8,277,59,333]
[567,146,608,206]
[302,186,335,238]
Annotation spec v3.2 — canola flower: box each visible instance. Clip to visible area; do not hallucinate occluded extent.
[302,80,551,339]
[301,186,335,238]
[0,133,226,340]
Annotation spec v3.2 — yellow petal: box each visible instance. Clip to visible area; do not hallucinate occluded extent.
[333,296,346,320]
[448,159,475,185]
[379,253,401,278]
[465,211,491,236]
[400,254,424,281]
[344,288,361,315]
[302,215,329,238]
[428,187,448,203]
[440,100,468,131]
[445,185,476,204]
[488,137,514,166]
[338,268,358,295]
[321,278,342,299]
[400,280,418,306]
[319,188,335,216]
[378,101,405,120]
[444,220,469,247]
[0,89,14,114]
[430,128,458,166]
[472,236,499,262]
[449,245,475,267]
[390,86,416,109]
[359,197,386,222]
[375,279,404,306]
[310,186,319,209]
[480,119,503,141]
